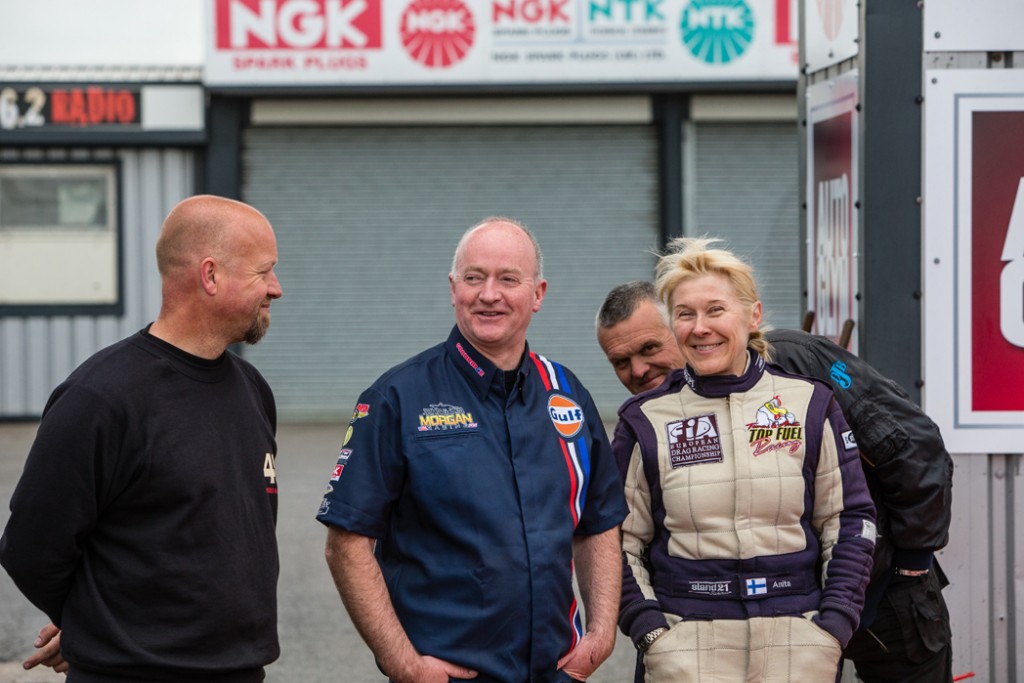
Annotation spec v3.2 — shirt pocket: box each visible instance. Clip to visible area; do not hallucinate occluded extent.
[408,429,488,501]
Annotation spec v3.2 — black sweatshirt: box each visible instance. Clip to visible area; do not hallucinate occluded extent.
[0,329,280,682]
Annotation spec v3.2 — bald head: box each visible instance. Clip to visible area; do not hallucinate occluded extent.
[448,216,547,370]
[450,216,544,281]
[149,195,281,358]
[156,195,270,280]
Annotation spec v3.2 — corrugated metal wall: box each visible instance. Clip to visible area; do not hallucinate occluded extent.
[685,121,803,331]
[240,125,659,422]
[0,147,194,418]
[942,452,1024,681]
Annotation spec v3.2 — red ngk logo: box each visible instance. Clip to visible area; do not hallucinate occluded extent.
[400,0,475,68]
[493,0,570,23]
[215,0,382,49]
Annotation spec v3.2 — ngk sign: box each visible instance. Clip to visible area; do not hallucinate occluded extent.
[215,0,382,49]
[205,0,800,86]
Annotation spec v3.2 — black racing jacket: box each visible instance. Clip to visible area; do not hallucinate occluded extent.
[765,329,952,622]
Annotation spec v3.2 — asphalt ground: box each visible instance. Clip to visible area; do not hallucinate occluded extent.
[0,422,638,683]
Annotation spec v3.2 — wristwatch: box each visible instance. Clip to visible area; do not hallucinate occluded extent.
[639,627,667,652]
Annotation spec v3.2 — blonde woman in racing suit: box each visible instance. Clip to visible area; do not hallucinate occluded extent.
[613,237,877,683]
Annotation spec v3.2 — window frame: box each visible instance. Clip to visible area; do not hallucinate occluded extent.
[0,160,124,316]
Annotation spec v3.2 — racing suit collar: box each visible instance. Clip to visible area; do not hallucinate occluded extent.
[683,349,764,398]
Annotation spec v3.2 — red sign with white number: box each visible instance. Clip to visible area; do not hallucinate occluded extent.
[922,70,1024,453]
[971,111,1024,411]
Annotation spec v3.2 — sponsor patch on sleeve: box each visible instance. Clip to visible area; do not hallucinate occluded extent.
[841,430,858,450]
[861,520,878,544]
[829,361,853,389]
[330,448,353,481]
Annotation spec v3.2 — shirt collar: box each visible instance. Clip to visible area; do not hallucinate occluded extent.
[445,326,532,400]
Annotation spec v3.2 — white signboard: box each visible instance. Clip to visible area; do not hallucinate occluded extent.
[0,0,203,68]
[205,0,799,87]
[805,71,858,353]
[803,0,858,73]
[924,0,1024,52]
[923,69,1024,454]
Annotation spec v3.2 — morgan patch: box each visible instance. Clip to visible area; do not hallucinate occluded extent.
[417,403,478,432]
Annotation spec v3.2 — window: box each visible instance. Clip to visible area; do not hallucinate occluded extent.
[0,163,122,315]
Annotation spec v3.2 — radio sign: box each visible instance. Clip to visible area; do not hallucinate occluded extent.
[0,85,141,131]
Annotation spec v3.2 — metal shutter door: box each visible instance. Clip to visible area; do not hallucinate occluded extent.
[688,122,801,331]
[242,125,658,421]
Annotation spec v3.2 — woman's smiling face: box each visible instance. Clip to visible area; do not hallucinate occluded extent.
[670,273,761,377]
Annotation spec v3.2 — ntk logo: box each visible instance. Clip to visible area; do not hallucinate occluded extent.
[216,0,382,49]
[589,0,664,22]
[680,0,754,64]
[401,0,476,68]
[583,0,666,40]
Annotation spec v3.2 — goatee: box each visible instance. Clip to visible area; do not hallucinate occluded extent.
[244,312,270,345]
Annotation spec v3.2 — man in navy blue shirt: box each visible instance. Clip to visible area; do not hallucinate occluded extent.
[318,217,628,683]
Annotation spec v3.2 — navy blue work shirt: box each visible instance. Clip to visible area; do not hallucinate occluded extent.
[317,326,627,683]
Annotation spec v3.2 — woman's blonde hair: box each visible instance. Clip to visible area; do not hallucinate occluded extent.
[654,236,772,360]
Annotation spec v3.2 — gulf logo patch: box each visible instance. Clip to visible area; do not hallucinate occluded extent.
[548,394,584,439]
